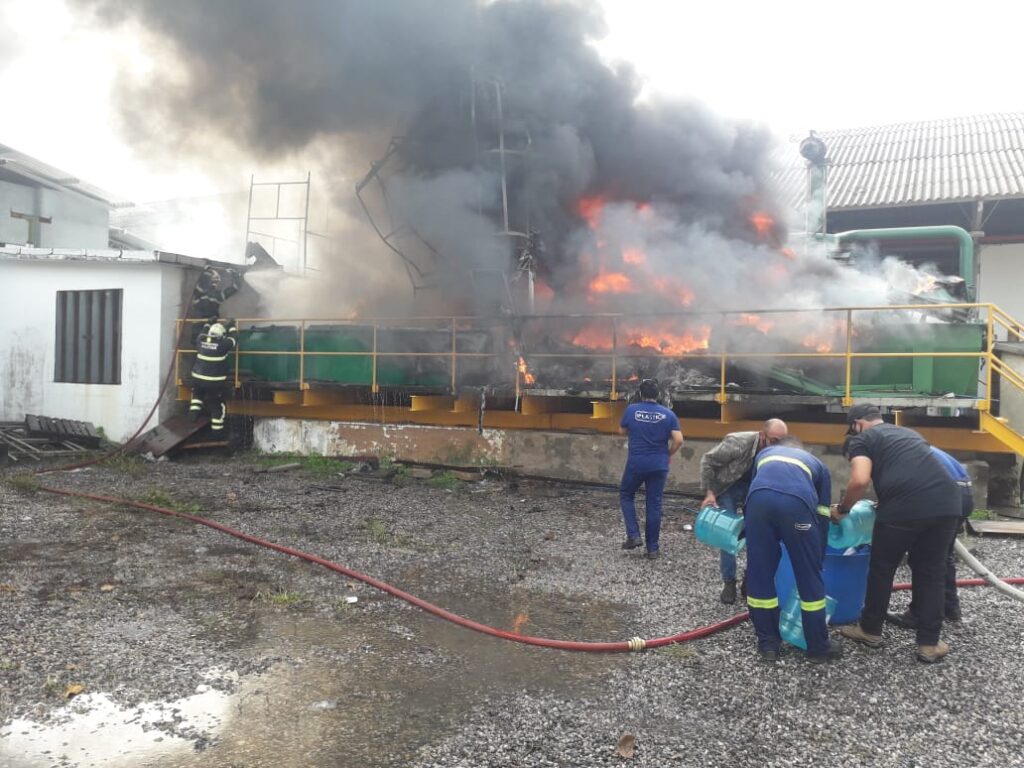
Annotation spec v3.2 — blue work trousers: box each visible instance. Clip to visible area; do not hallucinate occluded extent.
[620,465,669,553]
[718,482,748,580]
[745,489,829,655]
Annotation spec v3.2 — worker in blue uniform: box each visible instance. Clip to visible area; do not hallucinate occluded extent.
[744,437,843,662]
[618,379,683,559]
[887,446,974,628]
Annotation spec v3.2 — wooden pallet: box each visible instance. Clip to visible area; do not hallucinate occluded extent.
[0,419,100,462]
[25,414,103,448]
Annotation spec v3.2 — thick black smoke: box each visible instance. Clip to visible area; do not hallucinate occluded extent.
[75,0,795,318]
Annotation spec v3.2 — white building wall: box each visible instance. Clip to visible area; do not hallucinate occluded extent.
[978,243,1024,328]
[0,180,109,249]
[0,259,189,441]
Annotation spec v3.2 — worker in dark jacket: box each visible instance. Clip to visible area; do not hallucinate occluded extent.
[887,446,973,628]
[190,318,238,431]
[699,419,788,604]
[835,404,961,663]
[744,437,842,663]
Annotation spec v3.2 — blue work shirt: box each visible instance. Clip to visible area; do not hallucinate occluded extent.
[747,445,831,514]
[620,402,681,472]
[930,446,970,483]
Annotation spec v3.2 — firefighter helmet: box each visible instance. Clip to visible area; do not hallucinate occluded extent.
[208,323,227,338]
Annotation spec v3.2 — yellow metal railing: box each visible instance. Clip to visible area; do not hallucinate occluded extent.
[174,303,1024,440]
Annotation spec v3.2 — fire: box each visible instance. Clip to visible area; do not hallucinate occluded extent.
[622,248,646,265]
[652,276,694,306]
[589,269,634,294]
[734,313,775,334]
[517,356,536,385]
[750,211,774,239]
[577,195,607,229]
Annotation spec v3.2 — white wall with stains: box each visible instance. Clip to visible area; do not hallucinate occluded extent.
[0,257,189,441]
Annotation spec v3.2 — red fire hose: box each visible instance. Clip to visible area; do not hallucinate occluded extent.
[35,484,1024,654]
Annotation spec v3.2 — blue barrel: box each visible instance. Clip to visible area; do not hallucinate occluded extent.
[774,544,871,626]
[694,506,745,556]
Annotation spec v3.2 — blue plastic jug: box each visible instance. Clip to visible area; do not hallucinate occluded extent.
[779,591,837,650]
[827,500,876,549]
[694,505,745,556]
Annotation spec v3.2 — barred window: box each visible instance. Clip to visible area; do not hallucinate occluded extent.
[54,289,123,384]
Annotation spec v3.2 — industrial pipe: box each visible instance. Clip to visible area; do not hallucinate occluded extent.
[955,538,1024,603]
[836,225,975,298]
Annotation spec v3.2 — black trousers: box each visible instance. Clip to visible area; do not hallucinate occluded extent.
[190,381,228,429]
[860,515,960,646]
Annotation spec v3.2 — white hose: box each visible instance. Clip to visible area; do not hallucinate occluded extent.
[955,538,1024,604]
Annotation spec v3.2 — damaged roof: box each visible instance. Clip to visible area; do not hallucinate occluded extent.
[773,112,1024,211]
[0,142,132,208]
[0,244,235,271]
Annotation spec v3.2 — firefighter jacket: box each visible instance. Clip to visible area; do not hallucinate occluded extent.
[191,324,238,383]
[699,431,759,495]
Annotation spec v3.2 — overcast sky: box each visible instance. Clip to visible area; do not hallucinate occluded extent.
[2,0,1022,205]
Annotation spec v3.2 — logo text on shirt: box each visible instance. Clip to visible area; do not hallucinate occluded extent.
[633,410,666,423]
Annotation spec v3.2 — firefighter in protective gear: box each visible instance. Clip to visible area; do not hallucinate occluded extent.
[744,437,842,663]
[190,318,237,431]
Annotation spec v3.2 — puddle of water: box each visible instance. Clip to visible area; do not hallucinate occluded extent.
[0,671,237,768]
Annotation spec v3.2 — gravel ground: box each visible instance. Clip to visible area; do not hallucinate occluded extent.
[1,455,1023,767]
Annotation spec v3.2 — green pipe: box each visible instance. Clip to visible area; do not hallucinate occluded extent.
[836,226,975,298]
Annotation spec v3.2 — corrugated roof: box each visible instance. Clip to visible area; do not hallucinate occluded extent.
[773,113,1024,211]
[0,142,132,208]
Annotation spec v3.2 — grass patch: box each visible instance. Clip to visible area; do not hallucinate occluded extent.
[426,470,460,489]
[246,451,353,476]
[252,589,305,607]
[658,643,698,660]
[142,489,202,515]
[969,508,998,521]
[103,451,148,477]
[362,517,391,545]
[5,473,41,493]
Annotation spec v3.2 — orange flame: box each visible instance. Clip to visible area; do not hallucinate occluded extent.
[734,313,775,334]
[577,195,607,230]
[751,211,774,239]
[589,269,634,294]
[517,356,536,385]
[622,248,646,265]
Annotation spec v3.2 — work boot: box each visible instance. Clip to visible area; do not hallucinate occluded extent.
[621,537,643,550]
[885,610,918,629]
[758,647,780,662]
[806,640,844,664]
[646,550,661,560]
[916,639,950,664]
[720,580,737,605]
[839,623,883,649]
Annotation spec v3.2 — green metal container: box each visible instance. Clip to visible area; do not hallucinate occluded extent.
[853,323,983,396]
[303,326,374,384]
[237,325,300,382]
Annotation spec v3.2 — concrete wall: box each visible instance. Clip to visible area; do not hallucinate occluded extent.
[978,242,1024,328]
[0,180,109,249]
[0,259,190,441]
[253,418,991,507]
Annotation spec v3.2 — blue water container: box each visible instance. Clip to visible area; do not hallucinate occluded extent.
[779,591,838,650]
[828,500,877,549]
[775,544,872,626]
[694,505,745,556]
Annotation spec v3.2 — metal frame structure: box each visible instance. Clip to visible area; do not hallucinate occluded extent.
[173,302,1024,455]
[244,173,313,275]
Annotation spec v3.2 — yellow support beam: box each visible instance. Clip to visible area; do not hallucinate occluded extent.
[409,395,456,412]
[591,400,626,421]
[979,411,1024,456]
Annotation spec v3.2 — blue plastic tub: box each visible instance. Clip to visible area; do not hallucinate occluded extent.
[774,544,871,626]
